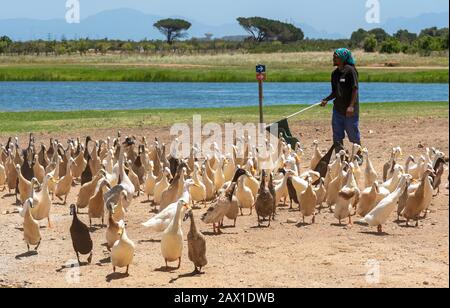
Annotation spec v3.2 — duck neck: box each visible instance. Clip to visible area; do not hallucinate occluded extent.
[226,182,237,202]
[238,176,245,189]
[42,176,49,193]
[417,173,430,197]
[172,204,183,231]
[181,184,191,201]
[118,146,125,179]
[189,214,198,234]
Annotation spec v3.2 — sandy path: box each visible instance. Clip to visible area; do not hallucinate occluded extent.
[0,117,448,288]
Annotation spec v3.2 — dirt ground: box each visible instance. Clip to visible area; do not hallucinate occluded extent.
[0,116,448,288]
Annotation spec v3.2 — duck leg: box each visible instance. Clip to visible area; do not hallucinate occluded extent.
[64,194,68,205]
[27,244,30,252]
[113,266,116,273]
[312,214,316,224]
[177,258,181,269]
[126,265,129,275]
[377,225,382,234]
[76,252,81,265]
[87,252,93,264]
[165,260,168,269]
[35,240,41,251]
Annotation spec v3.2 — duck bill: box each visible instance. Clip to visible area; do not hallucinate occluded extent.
[183,209,192,222]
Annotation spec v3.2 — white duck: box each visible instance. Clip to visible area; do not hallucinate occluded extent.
[310,140,322,170]
[143,161,157,201]
[362,148,378,189]
[142,179,196,232]
[236,174,255,215]
[214,157,226,192]
[20,197,42,251]
[153,167,171,205]
[189,163,206,207]
[335,166,359,225]
[325,162,347,209]
[360,174,409,233]
[117,144,135,208]
[161,200,189,269]
[31,174,53,227]
[381,164,404,193]
[299,177,317,224]
[356,182,379,217]
[111,220,135,274]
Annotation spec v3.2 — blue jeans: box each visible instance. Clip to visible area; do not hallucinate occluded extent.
[332,109,361,152]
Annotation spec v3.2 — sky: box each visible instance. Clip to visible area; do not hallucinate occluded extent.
[0,0,448,34]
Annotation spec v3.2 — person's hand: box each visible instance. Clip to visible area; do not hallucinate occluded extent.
[346,106,355,117]
[320,100,328,107]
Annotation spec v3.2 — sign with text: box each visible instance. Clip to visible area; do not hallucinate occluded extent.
[256,64,266,81]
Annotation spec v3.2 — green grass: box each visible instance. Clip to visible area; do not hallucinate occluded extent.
[0,51,448,83]
[0,102,447,135]
[0,65,447,83]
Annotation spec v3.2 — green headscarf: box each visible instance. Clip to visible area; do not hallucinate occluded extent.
[334,48,355,65]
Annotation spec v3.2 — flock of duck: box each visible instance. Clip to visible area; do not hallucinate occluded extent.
[0,133,447,277]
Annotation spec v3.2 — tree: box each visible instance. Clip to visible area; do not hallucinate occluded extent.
[76,39,88,55]
[380,38,401,54]
[0,35,12,45]
[394,29,417,44]
[0,41,8,54]
[419,26,441,37]
[368,28,390,43]
[350,28,368,47]
[363,34,377,52]
[237,17,269,42]
[154,18,192,44]
[237,17,304,43]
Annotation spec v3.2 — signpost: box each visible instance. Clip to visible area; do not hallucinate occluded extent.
[256,64,266,125]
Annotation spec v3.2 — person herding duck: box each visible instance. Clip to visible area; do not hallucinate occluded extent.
[321,48,363,162]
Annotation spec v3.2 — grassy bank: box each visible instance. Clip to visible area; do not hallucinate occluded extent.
[0,101,448,135]
[0,51,448,83]
[0,66,448,83]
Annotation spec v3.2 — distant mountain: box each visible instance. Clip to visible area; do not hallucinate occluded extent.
[297,23,346,39]
[381,12,449,34]
[0,8,344,41]
[1,8,447,41]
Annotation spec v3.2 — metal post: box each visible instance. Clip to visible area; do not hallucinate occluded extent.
[258,79,264,125]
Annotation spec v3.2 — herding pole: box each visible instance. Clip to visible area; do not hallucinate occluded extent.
[258,79,264,124]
